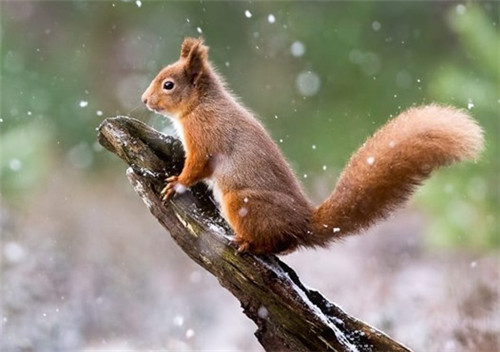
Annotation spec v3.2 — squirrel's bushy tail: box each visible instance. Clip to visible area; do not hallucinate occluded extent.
[309,104,484,246]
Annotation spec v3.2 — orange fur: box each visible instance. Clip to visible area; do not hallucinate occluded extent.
[311,105,484,244]
[142,38,484,255]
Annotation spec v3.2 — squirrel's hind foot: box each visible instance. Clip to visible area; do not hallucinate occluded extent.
[233,236,250,254]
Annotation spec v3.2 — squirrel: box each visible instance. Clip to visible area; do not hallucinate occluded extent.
[141,37,484,255]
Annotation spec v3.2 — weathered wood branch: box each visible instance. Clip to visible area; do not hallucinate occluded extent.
[97,116,412,352]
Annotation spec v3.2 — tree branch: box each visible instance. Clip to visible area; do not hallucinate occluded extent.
[97,116,412,352]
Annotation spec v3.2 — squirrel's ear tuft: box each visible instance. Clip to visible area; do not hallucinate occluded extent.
[180,37,206,58]
[184,38,209,85]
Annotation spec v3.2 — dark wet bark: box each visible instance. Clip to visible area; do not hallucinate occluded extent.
[97,116,412,352]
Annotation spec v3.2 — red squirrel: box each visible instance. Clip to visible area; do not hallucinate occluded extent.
[141,37,484,255]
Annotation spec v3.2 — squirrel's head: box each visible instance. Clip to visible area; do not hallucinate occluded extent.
[141,37,210,117]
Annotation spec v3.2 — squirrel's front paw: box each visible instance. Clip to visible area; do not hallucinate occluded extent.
[161,176,187,201]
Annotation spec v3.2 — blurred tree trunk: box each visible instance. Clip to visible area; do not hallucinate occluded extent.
[97,116,412,352]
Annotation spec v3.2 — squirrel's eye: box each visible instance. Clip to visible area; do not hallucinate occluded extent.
[163,81,174,90]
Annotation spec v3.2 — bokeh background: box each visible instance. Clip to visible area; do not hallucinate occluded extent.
[1,1,499,351]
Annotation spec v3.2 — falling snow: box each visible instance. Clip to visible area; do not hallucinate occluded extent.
[238,207,248,217]
[9,158,22,171]
[296,71,321,97]
[267,14,276,24]
[456,4,466,15]
[173,315,184,326]
[290,41,305,57]
[189,271,202,283]
[257,306,268,319]
[185,329,195,339]
[79,100,88,108]
[4,242,27,263]
[244,10,252,18]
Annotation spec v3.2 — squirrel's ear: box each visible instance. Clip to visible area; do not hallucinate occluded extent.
[184,39,209,85]
[180,37,202,58]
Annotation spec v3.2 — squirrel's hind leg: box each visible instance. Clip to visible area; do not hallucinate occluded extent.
[222,190,306,255]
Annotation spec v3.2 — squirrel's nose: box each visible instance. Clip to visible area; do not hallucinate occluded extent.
[141,95,148,104]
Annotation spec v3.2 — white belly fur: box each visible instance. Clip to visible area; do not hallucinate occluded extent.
[168,118,228,219]
[204,178,227,220]
[171,118,187,150]
[204,178,223,205]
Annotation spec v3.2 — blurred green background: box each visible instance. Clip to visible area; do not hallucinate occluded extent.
[2,0,498,248]
[1,1,499,351]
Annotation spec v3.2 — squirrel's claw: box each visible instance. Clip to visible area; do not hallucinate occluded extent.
[161,175,179,201]
[237,243,249,254]
[234,237,250,254]
[166,175,179,183]
[161,186,175,201]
